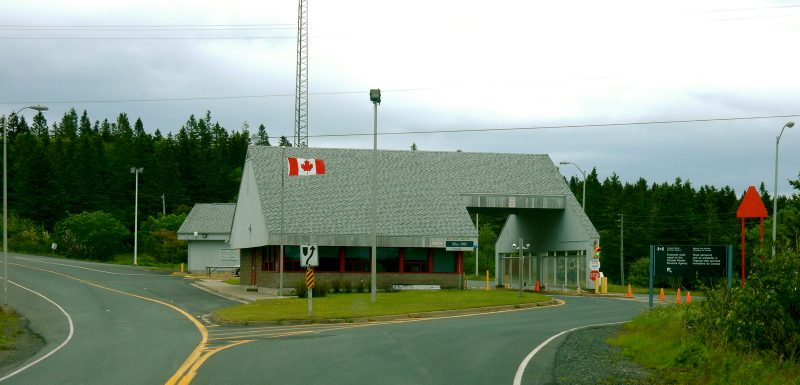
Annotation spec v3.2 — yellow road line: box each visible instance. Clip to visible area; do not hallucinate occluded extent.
[11,262,208,385]
[177,340,254,385]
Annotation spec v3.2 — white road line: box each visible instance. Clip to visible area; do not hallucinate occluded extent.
[512,320,628,385]
[0,280,75,383]
[13,256,158,276]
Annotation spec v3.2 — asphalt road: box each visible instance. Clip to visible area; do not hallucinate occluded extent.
[193,295,646,385]
[2,253,647,385]
[0,253,237,385]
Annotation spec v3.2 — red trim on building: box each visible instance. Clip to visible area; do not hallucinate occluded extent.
[398,247,405,273]
[339,246,346,273]
[427,248,433,273]
[456,251,463,273]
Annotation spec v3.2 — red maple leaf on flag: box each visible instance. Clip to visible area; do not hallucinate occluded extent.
[301,159,314,172]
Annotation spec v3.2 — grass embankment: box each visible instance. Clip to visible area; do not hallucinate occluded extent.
[609,305,800,385]
[0,308,24,349]
[215,290,550,323]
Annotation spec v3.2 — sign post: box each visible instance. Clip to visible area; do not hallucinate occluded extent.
[300,244,318,319]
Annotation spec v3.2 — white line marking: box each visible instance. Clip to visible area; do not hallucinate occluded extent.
[0,280,75,383]
[14,256,158,276]
[512,321,627,385]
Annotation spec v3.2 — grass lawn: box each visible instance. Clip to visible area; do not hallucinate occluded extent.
[609,304,800,385]
[215,290,551,323]
[223,278,240,285]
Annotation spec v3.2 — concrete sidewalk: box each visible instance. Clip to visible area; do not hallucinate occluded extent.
[191,279,288,303]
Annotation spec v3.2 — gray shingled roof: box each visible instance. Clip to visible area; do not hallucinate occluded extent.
[244,146,598,242]
[178,203,236,235]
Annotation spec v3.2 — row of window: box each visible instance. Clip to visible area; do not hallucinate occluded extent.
[255,245,456,273]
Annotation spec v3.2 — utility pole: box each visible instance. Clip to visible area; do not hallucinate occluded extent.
[618,213,624,286]
[161,194,165,217]
[131,167,143,266]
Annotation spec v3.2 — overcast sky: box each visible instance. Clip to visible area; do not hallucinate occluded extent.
[2,0,799,197]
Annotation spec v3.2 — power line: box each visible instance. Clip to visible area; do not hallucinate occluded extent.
[0,23,294,28]
[305,113,800,139]
[0,36,295,40]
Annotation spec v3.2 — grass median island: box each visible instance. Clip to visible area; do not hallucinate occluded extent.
[214,290,551,323]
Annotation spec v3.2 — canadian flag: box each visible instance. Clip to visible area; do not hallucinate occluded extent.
[287,157,326,176]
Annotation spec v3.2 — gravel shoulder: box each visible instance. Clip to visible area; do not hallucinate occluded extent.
[553,324,649,385]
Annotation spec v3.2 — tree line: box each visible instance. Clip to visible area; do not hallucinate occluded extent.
[0,109,291,229]
[566,169,800,285]
[0,108,291,262]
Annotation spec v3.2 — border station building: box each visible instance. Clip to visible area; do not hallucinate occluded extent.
[177,203,238,273]
[229,146,599,292]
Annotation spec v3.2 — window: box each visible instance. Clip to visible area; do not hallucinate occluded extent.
[377,248,399,273]
[404,248,429,273]
[284,246,303,271]
[260,246,280,271]
[345,247,370,272]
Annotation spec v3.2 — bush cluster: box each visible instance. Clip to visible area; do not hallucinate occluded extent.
[54,211,128,260]
[686,251,800,361]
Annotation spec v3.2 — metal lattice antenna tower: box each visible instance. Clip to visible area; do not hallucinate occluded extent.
[294,0,309,147]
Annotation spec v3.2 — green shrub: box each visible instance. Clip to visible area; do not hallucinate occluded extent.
[293,280,327,297]
[294,280,307,298]
[342,280,352,293]
[6,214,50,254]
[330,280,341,294]
[139,214,188,264]
[54,211,129,260]
[687,250,800,360]
[312,282,328,297]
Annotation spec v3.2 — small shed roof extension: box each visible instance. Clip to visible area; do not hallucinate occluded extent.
[230,146,597,249]
[177,203,236,241]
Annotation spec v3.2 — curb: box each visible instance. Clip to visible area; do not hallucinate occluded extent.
[190,282,251,304]
[212,298,564,327]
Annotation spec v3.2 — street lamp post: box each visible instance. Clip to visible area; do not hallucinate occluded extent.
[512,240,529,297]
[772,121,794,257]
[131,167,143,266]
[559,161,586,210]
[369,89,381,303]
[4,105,48,306]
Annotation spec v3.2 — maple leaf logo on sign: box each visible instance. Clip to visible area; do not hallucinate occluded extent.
[288,157,326,176]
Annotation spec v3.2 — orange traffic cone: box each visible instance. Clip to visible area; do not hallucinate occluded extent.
[626,284,634,298]
[534,280,540,291]
[658,288,665,302]
[686,291,692,304]
[675,288,683,304]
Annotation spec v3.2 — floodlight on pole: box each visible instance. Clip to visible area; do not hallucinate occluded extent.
[559,161,587,210]
[4,105,48,306]
[512,240,529,297]
[772,121,794,257]
[369,88,380,303]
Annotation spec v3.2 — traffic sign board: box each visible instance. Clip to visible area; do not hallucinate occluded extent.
[654,245,726,277]
[300,244,318,267]
[589,270,600,281]
[589,259,601,271]
[446,240,474,251]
